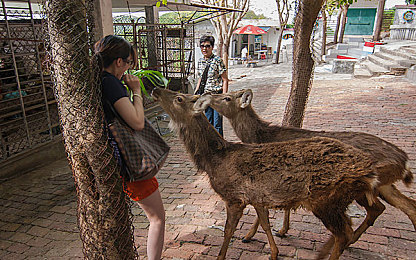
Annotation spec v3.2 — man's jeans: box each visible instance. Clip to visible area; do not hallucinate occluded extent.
[205,106,223,136]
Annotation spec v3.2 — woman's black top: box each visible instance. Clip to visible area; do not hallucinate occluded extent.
[102,71,129,123]
[101,71,129,177]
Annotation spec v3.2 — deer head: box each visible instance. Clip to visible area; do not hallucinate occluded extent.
[197,89,253,118]
[152,87,209,124]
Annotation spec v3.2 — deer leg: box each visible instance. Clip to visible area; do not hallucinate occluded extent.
[349,196,385,245]
[276,210,290,237]
[242,217,260,243]
[378,184,416,230]
[254,207,279,260]
[328,222,353,260]
[315,211,353,260]
[218,203,245,260]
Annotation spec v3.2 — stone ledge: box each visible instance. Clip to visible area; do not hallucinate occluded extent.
[0,136,66,182]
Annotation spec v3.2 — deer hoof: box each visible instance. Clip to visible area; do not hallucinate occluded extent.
[275,231,287,238]
[242,238,252,243]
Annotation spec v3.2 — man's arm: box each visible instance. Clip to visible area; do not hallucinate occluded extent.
[194,77,202,94]
[221,71,229,93]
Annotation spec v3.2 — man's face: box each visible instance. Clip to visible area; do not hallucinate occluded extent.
[200,41,213,58]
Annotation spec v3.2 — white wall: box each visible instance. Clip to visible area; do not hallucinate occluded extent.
[351,0,378,8]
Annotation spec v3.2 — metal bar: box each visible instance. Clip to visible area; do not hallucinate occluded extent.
[1,0,32,147]
[27,0,52,140]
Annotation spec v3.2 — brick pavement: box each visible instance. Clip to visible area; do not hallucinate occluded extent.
[0,62,415,259]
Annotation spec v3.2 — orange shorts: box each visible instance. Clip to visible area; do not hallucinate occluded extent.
[124,177,159,201]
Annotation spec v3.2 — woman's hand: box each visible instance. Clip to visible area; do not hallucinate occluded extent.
[123,74,141,94]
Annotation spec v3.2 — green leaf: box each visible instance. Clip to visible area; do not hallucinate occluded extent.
[156,1,161,8]
[126,69,169,98]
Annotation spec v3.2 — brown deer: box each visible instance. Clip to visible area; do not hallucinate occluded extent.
[152,87,383,260]
[199,89,415,242]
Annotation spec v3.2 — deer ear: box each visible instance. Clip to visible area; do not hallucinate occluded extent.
[239,89,253,108]
[194,95,211,112]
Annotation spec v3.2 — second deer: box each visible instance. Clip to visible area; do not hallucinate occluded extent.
[153,88,389,260]
[199,89,415,242]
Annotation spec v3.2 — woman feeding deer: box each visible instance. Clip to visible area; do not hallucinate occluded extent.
[94,35,166,260]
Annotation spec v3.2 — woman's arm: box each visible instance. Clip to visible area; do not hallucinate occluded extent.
[114,74,145,131]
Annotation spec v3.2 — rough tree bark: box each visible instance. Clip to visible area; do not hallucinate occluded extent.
[373,0,386,41]
[333,9,342,43]
[282,0,325,128]
[275,0,290,64]
[275,28,284,63]
[338,4,349,43]
[45,1,136,259]
[321,3,327,57]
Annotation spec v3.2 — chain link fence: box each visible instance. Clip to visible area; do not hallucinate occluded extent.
[42,0,137,258]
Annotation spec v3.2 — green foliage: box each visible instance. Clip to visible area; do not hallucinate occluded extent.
[328,0,358,9]
[127,70,169,98]
[156,0,168,8]
[406,0,416,4]
[159,11,206,24]
[243,10,267,19]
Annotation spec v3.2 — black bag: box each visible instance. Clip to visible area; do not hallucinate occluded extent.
[105,100,170,182]
[195,63,210,95]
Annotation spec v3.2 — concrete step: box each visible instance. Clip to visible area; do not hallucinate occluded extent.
[406,65,416,82]
[360,60,390,76]
[373,51,416,67]
[401,46,416,55]
[354,67,372,78]
[367,54,406,72]
[380,46,416,60]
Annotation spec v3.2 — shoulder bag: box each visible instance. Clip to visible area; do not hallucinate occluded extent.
[105,99,170,182]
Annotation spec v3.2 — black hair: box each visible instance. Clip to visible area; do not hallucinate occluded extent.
[200,35,215,47]
[93,35,138,70]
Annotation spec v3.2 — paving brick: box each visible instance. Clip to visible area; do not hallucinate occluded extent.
[6,242,30,254]
[26,226,49,237]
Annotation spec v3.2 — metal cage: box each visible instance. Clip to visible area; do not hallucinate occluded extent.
[0,0,60,162]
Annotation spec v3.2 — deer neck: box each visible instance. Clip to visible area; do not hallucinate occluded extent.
[173,113,229,173]
[231,105,271,144]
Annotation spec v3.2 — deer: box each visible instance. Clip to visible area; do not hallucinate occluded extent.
[199,89,415,243]
[152,87,386,260]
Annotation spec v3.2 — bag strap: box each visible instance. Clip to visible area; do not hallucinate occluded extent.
[200,62,210,86]
[196,62,210,95]
[104,99,131,128]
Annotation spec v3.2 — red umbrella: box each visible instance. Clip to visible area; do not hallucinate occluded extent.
[233,25,267,59]
[233,25,267,35]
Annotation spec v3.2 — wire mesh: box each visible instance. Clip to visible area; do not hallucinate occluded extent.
[282,0,323,128]
[0,0,59,161]
[41,0,137,259]
[114,21,195,94]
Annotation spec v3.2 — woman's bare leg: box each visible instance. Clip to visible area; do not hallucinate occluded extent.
[138,189,165,260]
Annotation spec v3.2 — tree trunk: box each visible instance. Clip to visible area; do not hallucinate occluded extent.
[339,4,349,43]
[282,0,325,128]
[333,10,342,43]
[373,0,386,41]
[222,35,230,70]
[321,6,327,57]
[46,1,136,259]
[275,28,284,64]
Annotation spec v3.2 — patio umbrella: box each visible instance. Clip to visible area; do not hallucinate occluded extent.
[233,25,267,58]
